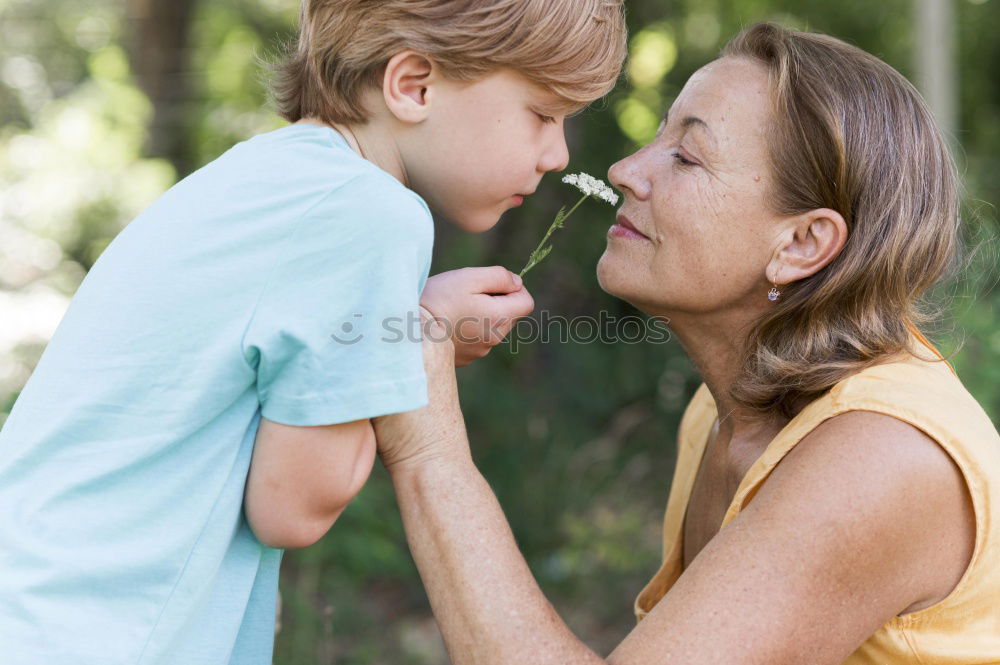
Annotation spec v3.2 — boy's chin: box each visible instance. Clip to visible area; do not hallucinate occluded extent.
[443,210,502,234]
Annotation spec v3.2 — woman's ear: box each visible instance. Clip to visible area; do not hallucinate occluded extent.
[382,50,435,124]
[768,208,848,284]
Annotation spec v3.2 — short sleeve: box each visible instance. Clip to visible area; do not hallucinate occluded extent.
[241,173,434,426]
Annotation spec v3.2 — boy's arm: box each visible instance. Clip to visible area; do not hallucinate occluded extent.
[242,268,531,550]
[244,416,376,549]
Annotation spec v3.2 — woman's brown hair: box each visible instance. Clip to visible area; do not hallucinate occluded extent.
[723,23,962,417]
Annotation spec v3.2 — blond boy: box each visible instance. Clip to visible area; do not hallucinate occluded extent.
[0,1,625,663]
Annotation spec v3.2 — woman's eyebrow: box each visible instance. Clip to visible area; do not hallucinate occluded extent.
[663,112,718,149]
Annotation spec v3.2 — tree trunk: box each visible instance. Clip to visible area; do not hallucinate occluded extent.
[125,0,199,177]
[914,0,958,142]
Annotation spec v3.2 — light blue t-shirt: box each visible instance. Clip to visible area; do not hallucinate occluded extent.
[0,124,434,664]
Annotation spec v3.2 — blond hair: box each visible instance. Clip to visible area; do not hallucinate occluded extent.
[722,23,962,418]
[267,0,628,125]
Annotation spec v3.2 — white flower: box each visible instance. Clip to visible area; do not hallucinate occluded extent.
[561,172,619,206]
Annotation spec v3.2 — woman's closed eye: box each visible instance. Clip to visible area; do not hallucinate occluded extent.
[535,112,557,125]
[672,150,698,167]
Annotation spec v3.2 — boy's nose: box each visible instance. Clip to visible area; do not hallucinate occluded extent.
[539,128,570,173]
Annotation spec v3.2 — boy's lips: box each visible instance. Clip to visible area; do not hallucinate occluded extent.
[511,190,535,206]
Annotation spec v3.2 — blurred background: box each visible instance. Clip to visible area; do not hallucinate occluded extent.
[1,0,997,662]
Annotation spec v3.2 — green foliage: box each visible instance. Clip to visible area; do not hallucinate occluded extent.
[1,0,998,662]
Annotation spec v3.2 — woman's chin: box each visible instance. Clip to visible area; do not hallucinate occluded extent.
[596,250,629,299]
[597,250,660,315]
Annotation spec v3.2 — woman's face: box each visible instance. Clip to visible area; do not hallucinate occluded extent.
[598,56,780,318]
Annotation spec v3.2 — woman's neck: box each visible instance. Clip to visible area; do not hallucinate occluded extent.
[665,309,789,444]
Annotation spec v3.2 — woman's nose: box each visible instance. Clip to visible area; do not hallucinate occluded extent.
[608,151,650,201]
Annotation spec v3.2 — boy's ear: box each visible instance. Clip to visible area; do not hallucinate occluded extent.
[382,50,435,124]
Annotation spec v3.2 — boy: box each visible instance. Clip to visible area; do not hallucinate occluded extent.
[0,1,626,663]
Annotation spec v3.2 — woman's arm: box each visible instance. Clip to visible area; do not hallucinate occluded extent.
[391,452,605,664]
[375,326,975,665]
[375,325,602,664]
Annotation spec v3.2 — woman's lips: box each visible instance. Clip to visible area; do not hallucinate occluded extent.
[609,214,650,241]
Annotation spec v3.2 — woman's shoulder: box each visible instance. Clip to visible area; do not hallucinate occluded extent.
[780,341,995,627]
[731,332,997,628]
[826,331,995,441]
[679,328,999,464]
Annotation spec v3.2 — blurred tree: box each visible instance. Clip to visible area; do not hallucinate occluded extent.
[125,0,198,175]
[916,0,958,138]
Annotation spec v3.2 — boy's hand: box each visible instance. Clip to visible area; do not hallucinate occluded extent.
[420,267,535,367]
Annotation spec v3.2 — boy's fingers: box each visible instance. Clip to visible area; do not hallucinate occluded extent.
[464,266,522,295]
[485,287,535,322]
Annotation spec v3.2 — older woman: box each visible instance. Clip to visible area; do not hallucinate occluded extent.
[374,23,999,665]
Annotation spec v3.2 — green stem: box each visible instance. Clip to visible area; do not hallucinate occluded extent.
[560,194,590,226]
[518,194,589,278]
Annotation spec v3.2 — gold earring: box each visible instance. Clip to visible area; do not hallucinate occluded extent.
[767,283,781,302]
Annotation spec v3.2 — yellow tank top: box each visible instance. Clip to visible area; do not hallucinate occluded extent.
[634,328,1000,663]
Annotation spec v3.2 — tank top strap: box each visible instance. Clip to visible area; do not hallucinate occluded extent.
[905,318,958,376]
[634,383,716,620]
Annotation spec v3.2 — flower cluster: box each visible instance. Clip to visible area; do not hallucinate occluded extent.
[561,173,619,206]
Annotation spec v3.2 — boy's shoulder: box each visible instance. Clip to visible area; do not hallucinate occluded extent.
[230,124,432,217]
[161,124,432,237]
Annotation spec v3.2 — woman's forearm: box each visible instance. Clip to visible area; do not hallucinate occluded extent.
[389,451,606,665]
